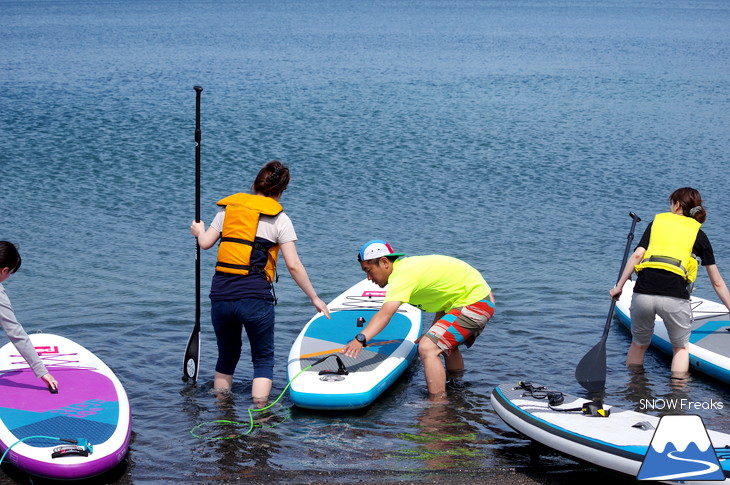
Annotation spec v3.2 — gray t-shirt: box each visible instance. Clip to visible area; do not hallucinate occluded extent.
[0,283,48,378]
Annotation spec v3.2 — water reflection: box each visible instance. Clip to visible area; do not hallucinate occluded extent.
[621,364,692,415]
[622,365,653,412]
[182,384,287,480]
[389,383,495,471]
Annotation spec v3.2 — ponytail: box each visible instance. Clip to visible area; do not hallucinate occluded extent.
[252,160,290,198]
[669,187,706,223]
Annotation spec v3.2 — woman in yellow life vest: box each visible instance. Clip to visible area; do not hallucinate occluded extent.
[191,161,330,403]
[610,187,730,378]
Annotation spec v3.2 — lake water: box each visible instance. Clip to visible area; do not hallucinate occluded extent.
[2,0,730,483]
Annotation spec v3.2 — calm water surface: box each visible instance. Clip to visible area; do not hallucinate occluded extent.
[2,0,730,483]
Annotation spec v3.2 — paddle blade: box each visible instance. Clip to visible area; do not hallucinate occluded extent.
[182,326,200,383]
[575,338,607,392]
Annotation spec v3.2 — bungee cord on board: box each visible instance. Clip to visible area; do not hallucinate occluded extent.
[0,436,93,465]
[516,381,610,417]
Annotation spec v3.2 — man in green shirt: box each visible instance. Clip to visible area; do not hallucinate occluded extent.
[341,240,495,398]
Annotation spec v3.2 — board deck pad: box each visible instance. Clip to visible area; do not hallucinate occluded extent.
[287,279,422,410]
[298,310,413,373]
[689,319,730,355]
[0,334,131,480]
[0,370,118,447]
[615,279,730,383]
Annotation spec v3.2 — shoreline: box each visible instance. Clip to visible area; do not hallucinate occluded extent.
[122,465,638,485]
[194,466,637,485]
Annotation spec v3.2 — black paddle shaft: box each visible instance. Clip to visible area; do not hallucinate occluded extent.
[194,85,202,332]
[600,211,642,338]
[182,86,203,383]
[575,211,641,392]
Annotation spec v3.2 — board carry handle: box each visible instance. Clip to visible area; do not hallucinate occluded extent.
[318,356,349,376]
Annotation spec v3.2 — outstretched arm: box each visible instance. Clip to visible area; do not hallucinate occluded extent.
[705,264,730,311]
[279,241,330,318]
[0,293,57,391]
[341,300,401,358]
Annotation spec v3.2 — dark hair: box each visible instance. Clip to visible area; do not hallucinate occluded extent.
[252,160,290,198]
[670,187,706,223]
[0,241,22,273]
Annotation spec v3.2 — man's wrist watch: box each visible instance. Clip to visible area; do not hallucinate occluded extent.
[355,333,367,347]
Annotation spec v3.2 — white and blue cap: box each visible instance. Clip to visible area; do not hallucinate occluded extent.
[358,240,405,262]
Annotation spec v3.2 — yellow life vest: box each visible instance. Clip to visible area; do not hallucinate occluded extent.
[635,212,700,282]
[215,193,282,281]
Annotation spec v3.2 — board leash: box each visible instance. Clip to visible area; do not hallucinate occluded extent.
[190,354,346,440]
[0,436,93,465]
[515,381,610,417]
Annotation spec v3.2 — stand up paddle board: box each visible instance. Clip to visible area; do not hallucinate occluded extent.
[615,279,730,384]
[287,278,421,410]
[491,381,730,483]
[0,333,131,480]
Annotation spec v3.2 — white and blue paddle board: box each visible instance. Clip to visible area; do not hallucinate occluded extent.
[0,333,131,480]
[491,381,730,483]
[615,279,730,384]
[287,278,421,410]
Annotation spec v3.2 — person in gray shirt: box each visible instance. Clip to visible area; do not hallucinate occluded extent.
[0,241,58,392]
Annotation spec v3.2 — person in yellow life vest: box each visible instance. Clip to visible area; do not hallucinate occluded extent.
[191,160,330,403]
[610,187,730,379]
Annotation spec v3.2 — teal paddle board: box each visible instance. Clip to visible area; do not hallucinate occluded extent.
[286,278,421,410]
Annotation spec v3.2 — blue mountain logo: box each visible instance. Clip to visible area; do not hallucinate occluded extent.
[637,414,724,481]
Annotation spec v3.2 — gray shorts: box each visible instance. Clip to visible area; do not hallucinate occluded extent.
[629,292,692,348]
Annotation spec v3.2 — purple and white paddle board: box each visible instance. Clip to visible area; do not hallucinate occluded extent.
[0,333,131,480]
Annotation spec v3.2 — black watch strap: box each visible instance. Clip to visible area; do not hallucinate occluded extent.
[355,333,367,347]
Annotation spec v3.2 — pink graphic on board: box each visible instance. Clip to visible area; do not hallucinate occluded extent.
[34,345,60,354]
[0,368,117,413]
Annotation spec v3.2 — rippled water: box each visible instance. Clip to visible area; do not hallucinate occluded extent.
[2,0,730,483]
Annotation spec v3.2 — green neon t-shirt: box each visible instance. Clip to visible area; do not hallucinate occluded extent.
[384,255,491,313]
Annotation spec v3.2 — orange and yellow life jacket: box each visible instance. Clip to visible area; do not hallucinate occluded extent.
[215,193,282,282]
[635,212,701,282]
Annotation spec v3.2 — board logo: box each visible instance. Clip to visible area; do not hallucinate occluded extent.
[637,414,724,481]
[34,345,60,354]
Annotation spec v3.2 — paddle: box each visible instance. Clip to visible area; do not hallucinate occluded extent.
[575,211,641,392]
[182,85,203,383]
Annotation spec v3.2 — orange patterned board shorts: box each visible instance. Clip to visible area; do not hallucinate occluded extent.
[425,298,495,355]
